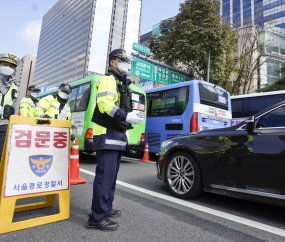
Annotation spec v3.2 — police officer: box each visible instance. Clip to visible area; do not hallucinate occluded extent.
[33,83,75,141]
[0,53,20,162]
[19,85,40,117]
[86,49,144,231]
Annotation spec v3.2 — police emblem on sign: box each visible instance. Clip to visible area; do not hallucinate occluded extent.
[29,155,53,177]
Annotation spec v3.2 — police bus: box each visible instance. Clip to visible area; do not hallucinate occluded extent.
[231,90,285,125]
[37,75,147,157]
[145,80,232,154]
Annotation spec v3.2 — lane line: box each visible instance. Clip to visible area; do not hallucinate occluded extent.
[79,167,285,238]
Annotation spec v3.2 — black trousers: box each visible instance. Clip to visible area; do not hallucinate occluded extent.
[0,125,8,163]
[91,150,122,221]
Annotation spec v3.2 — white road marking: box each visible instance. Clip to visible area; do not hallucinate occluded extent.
[79,167,285,238]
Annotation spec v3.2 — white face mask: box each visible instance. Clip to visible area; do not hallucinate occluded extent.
[0,66,15,76]
[58,90,69,99]
[118,62,131,74]
[30,92,38,98]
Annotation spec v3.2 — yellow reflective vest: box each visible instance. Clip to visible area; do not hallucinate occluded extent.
[93,75,121,136]
[33,95,71,120]
[0,82,18,120]
[19,96,36,117]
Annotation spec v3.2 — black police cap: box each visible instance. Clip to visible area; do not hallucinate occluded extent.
[109,49,133,63]
[59,83,72,94]
[28,85,40,91]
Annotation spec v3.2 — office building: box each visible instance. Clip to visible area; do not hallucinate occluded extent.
[220,0,285,28]
[15,55,37,100]
[33,0,142,87]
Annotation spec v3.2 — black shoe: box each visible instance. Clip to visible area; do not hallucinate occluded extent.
[86,214,118,231]
[108,209,121,218]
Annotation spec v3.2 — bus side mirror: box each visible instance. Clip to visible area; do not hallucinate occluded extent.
[245,116,255,131]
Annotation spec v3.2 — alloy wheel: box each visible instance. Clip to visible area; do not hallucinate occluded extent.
[167,156,194,194]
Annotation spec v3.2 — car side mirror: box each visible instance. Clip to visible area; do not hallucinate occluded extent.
[245,116,255,131]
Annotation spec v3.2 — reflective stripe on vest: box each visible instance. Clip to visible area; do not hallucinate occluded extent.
[20,97,35,108]
[105,139,127,146]
[20,97,36,117]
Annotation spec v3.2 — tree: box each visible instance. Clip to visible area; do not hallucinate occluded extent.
[257,63,285,92]
[149,0,237,88]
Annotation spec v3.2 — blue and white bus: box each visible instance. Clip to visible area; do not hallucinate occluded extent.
[145,80,232,154]
[231,90,285,125]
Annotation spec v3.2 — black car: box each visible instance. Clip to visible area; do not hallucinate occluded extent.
[157,100,285,207]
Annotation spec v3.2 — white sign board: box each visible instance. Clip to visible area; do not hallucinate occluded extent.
[4,124,70,197]
[71,112,85,136]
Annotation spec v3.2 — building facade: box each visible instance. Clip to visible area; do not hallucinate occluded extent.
[33,0,142,87]
[15,55,37,100]
[220,0,285,28]
[259,24,285,87]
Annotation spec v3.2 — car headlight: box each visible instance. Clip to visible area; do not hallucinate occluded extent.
[161,140,173,151]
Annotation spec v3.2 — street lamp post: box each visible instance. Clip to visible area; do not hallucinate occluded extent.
[58,56,79,81]
[207,36,211,83]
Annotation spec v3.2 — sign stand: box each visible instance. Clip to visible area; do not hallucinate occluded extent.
[0,116,71,234]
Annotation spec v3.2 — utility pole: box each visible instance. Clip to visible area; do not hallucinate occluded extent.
[207,36,210,83]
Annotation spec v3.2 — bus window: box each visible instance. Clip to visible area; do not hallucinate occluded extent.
[132,92,145,111]
[148,87,188,117]
[68,87,79,112]
[199,84,228,109]
[177,87,188,115]
[75,82,91,112]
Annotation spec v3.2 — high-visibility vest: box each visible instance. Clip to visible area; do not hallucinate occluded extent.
[0,82,18,119]
[34,95,71,120]
[19,96,36,117]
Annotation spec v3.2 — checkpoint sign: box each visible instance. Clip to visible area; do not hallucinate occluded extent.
[4,124,70,197]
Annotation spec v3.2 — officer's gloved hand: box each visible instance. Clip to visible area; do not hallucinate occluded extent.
[126,111,145,124]
[71,134,75,141]
[0,106,3,116]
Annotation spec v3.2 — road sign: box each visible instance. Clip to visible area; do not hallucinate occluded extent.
[170,72,185,84]
[131,58,186,85]
[131,58,153,80]
[154,65,171,85]
[133,43,151,55]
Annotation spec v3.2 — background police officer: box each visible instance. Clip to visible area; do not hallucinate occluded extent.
[19,85,40,117]
[0,52,20,162]
[33,83,75,141]
[86,49,144,231]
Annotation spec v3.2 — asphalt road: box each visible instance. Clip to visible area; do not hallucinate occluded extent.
[1,153,285,242]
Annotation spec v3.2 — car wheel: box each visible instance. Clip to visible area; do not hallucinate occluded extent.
[165,151,203,199]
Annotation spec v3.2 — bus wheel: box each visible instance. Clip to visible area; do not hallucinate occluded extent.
[165,151,203,199]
